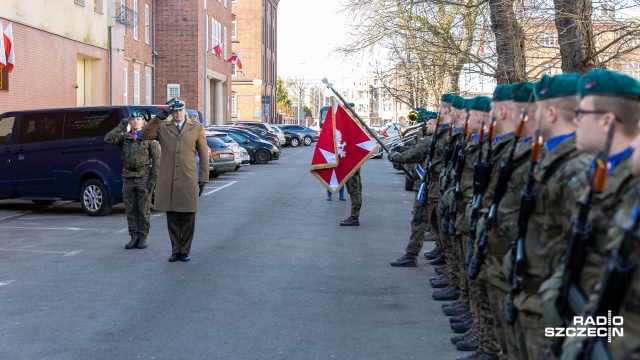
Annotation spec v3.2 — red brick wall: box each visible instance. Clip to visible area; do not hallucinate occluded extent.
[122,0,154,105]
[0,20,109,113]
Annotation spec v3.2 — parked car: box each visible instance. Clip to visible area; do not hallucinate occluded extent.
[231,121,276,135]
[206,130,242,170]
[270,125,286,145]
[205,134,236,178]
[206,126,279,164]
[282,130,304,147]
[278,124,319,146]
[0,105,170,216]
[238,125,281,149]
[238,146,250,165]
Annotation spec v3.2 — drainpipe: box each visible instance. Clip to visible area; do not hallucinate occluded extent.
[108,26,112,105]
[152,0,156,103]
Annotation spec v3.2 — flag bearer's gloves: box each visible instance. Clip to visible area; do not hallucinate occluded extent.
[387,152,399,162]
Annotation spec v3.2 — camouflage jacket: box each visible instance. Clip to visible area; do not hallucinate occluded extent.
[427,124,457,200]
[104,122,161,179]
[453,137,485,235]
[480,132,517,210]
[388,136,431,164]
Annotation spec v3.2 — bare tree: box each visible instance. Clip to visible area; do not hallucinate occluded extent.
[286,77,308,124]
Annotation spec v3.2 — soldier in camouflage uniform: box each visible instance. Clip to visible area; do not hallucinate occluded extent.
[538,70,640,359]
[504,74,591,360]
[340,168,362,226]
[105,110,161,249]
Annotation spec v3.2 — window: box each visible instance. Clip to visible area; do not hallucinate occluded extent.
[227,132,246,143]
[123,68,128,105]
[622,62,639,77]
[0,116,15,145]
[625,35,638,49]
[75,0,85,5]
[167,84,180,101]
[543,31,556,47]
[224,0,227,7]
[18,113,65,144]
[383,103,392,112]
[145,73,151,104]
[231,93,237,116]
[145,4,150,44]
[211,19,221,54]
[133,0,139,40]
[0,67,8,91]
[231,15,237,39]
[224,27,228,59]
[133,71,140,105]
[94,0,103,12]
[63,110,119,139]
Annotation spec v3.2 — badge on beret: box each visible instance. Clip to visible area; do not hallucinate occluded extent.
[585,81,597,89]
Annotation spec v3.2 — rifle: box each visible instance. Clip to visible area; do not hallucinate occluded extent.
[505,123,543,325]
[442,119,467,234]
[448,125,476,236]
[441,124,456,196]
[550,121,615,357]
[580,204,640,360]
[468,103,530,280]
[467,116,496,264]
[417,114,443,203]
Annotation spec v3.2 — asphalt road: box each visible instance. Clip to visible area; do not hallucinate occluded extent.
[0,144,460,360]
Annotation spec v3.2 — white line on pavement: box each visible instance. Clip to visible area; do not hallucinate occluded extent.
[203,181,237,196]
[0,249,83,256]
[0,280,16,288]
[1,226,100,231]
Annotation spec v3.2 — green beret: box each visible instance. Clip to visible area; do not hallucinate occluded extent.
[493,84,513,102]
[415,108,428,122]
[577,69,640,99]
[452,96,467,110]
[535,73,581,100]
[426,111,438,119]
[130,110,144,118]
[512,82,536,103]
[441,93,455,103]
[467,96,492,112]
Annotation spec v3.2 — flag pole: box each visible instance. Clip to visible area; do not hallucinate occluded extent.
[322,78,415,182]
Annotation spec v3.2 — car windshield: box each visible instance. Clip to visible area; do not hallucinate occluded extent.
[214,134,236,144]
[206,137,228,149]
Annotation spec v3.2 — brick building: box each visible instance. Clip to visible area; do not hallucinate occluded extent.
[230,0,279,123]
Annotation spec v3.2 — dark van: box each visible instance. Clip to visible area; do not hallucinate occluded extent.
[0,105,168,216]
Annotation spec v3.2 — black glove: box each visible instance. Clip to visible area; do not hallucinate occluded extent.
[121,118,130,126]
[198,181,205,196]
[155,109,171,120]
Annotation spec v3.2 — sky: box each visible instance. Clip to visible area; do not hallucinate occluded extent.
[277,0,355,84]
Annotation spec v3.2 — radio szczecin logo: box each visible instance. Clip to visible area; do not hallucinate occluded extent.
[545,311,623,342]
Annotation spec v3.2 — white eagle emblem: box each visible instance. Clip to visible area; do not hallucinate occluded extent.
[336,129,347,158]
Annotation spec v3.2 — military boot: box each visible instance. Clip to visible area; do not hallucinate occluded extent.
[443,302,470,316]
[449,310,472,323]
[451,317,473,333]
[455,330,480,351]
[434,265,447,275]
[423,247,440,260]
[340,216,359,226]
[125,235,139,249]
[442,299,465,309]
[428,256,446,266]
[430,274,450,288]
[456,349,484,360]
[137,235,148,249]
[433,285,460,301]
[390,254,417,267]
[450,328,475,345]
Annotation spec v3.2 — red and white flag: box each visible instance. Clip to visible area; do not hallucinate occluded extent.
[310,99,338,169]
[3,22,14,73]
[226,51,242,70]
[310,98,379,194]
[0,20,6,68]
[213,43,221,58]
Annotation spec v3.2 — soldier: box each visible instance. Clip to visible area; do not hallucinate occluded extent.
[538,69,640,358]
[388,94,455,266]
[506,73,591,360]
[340,168,362,226]
[104,110,161,250]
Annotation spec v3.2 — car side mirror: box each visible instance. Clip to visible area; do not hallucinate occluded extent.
[244,139,250,144]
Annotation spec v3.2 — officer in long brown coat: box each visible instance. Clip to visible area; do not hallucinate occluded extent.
[140,99,210,262]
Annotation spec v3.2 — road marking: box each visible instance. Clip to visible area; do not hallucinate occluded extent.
[0,280,16,288]
[0,249,83,256]
[203,181,237,196]
[116,213,163,234]
[1,226,100,231]
[393,181,402,183]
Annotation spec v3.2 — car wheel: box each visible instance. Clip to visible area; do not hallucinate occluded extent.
[32,200,56,206]
[235,165,241,171]
[210,171,220,178]
[405,176,414,191]
[290,138,300,147]
[255,149,270,164]
[303,136,312,146]
[80,179,113,216]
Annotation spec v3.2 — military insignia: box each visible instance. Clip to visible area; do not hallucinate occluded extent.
[540,88,549,95]
[584,81,598,89]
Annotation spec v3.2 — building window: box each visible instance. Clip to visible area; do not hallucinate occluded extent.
[231,93,237,116]
[145,73,151,104]
[622,62,639,78]
[75,0,85,6]
[212,19,221,54]
[224,0,227,7]
[133,0,139,40]
[94,0,103,13]
[223,26,228,59]
[145,4,150,44]
[231,63,236,76]
[167,84,180,101]
[231,15,237,39]
[543,31,556,47]
[133,71,140,105]
[123,68,128,105]
[544,64,553,75]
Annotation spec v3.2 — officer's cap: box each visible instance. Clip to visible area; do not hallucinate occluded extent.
[577,69,640,100]
[534,73,581,101]
[493,84,513,102]
[511,82,536,103]
[167,97,186,111]
[467,96,492,112]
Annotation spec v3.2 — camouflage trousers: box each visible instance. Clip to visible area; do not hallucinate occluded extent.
[487,282,526,360]
[518,310,552,360]
[475,270,501,357]
[346,171,362,218]
[123,177,152,237]
[405,199,431,257]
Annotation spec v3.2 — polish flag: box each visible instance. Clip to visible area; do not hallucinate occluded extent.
[213,43,221,58]
[4,22,14,73]
[310,98,379,194]
[226,52,242,70]
[0,20,6,68]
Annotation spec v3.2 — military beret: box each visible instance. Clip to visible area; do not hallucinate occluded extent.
[512,82,536,103]
[534,73,581,101]
[577,69,640,99]
[467,96,492,112]
[441,93,456,103]
[452,96,467,110]
[415,107,428,122]
[130,110,144,118]
[493,84,513,102]
[426,111,438,119]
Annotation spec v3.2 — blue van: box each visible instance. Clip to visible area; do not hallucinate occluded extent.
[0,105,168,216]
